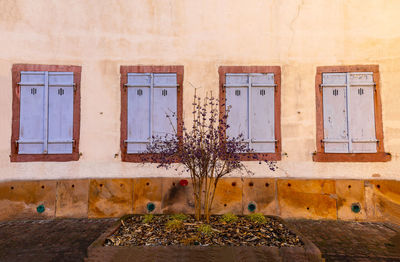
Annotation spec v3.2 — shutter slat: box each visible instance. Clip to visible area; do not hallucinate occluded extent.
[349,73,377,153]
[47,72,74,154]
[251,86,275,153]
[127,74,151,86]
[152,85,177,138]
[322,73,349,153]
[323,73,347,85]
[127,86,151,153]
[349,72,374,85]
[251,73,274,86]
[226,87,249,141]
[18,72,46,154]
[226,75,248,86]
[154,73,177,86]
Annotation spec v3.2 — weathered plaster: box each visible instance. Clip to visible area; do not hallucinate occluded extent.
[0,1,400,181]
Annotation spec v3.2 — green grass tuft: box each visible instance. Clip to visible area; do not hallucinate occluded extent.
[246,213,267,224]
[142,214,154,224]
[197,224,214,236]
[166,219,183,230]
[219,213,238,223]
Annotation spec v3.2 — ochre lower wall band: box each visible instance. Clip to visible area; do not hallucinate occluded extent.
[0,178,399,224]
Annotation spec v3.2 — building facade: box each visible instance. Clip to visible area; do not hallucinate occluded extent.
[0,0,399,221]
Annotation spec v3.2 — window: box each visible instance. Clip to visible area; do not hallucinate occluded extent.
[313,65,390,162]
[120,66,183,162]
[11,64,81,162]
[219,66,281,161]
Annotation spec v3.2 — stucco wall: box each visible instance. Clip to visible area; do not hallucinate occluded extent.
[1,0,400,181]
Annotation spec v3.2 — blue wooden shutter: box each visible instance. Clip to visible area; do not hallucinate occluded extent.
[348,72,377,153]
[225,74,249,145]
[250,74,275,153]
[322,73,349,153]
[18,71,46,154]
[126,73,151,153]
[47,72,74,154]
[152,74,177,138]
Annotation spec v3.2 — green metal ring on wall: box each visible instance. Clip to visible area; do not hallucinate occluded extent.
[351,202,361,213]
[147,202,155,212]
[248,202,257,212]
[36,204,45,213]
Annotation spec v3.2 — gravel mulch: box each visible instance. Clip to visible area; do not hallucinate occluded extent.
[104,215,303,247]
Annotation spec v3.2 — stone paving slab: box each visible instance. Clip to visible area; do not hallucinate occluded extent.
[287,219,400,262]
[0,218,116,262]
[0,218,399,261]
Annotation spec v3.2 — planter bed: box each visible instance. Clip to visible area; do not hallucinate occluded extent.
[86,215,322,262]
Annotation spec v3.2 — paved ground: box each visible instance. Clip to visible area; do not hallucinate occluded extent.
[0,218,399,261]
[0,218,117,262]
[288,219,400,261]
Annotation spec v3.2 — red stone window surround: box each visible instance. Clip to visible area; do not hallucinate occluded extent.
[313,65,391,162]
[120,65,184,162]
[218,66,282,161]
[10,64,81,162]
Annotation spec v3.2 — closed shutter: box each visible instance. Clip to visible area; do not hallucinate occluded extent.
[322,73,349,153]
[250,74,275,153]
[126,74,151,153]
[225,74,249,144]
[47,72,74,154]
[348,72,377,153]
[18,71,46,154]
[152,74,177,138]
[126,73,177,153]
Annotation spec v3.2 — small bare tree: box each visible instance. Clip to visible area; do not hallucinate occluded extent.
[142,91,266,222]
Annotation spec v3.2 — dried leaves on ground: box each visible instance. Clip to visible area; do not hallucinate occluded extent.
[104,215,303,247]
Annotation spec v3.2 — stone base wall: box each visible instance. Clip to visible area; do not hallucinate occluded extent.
[0,178,399,224]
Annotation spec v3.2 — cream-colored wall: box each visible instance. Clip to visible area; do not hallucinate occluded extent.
[1,0,400,181]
